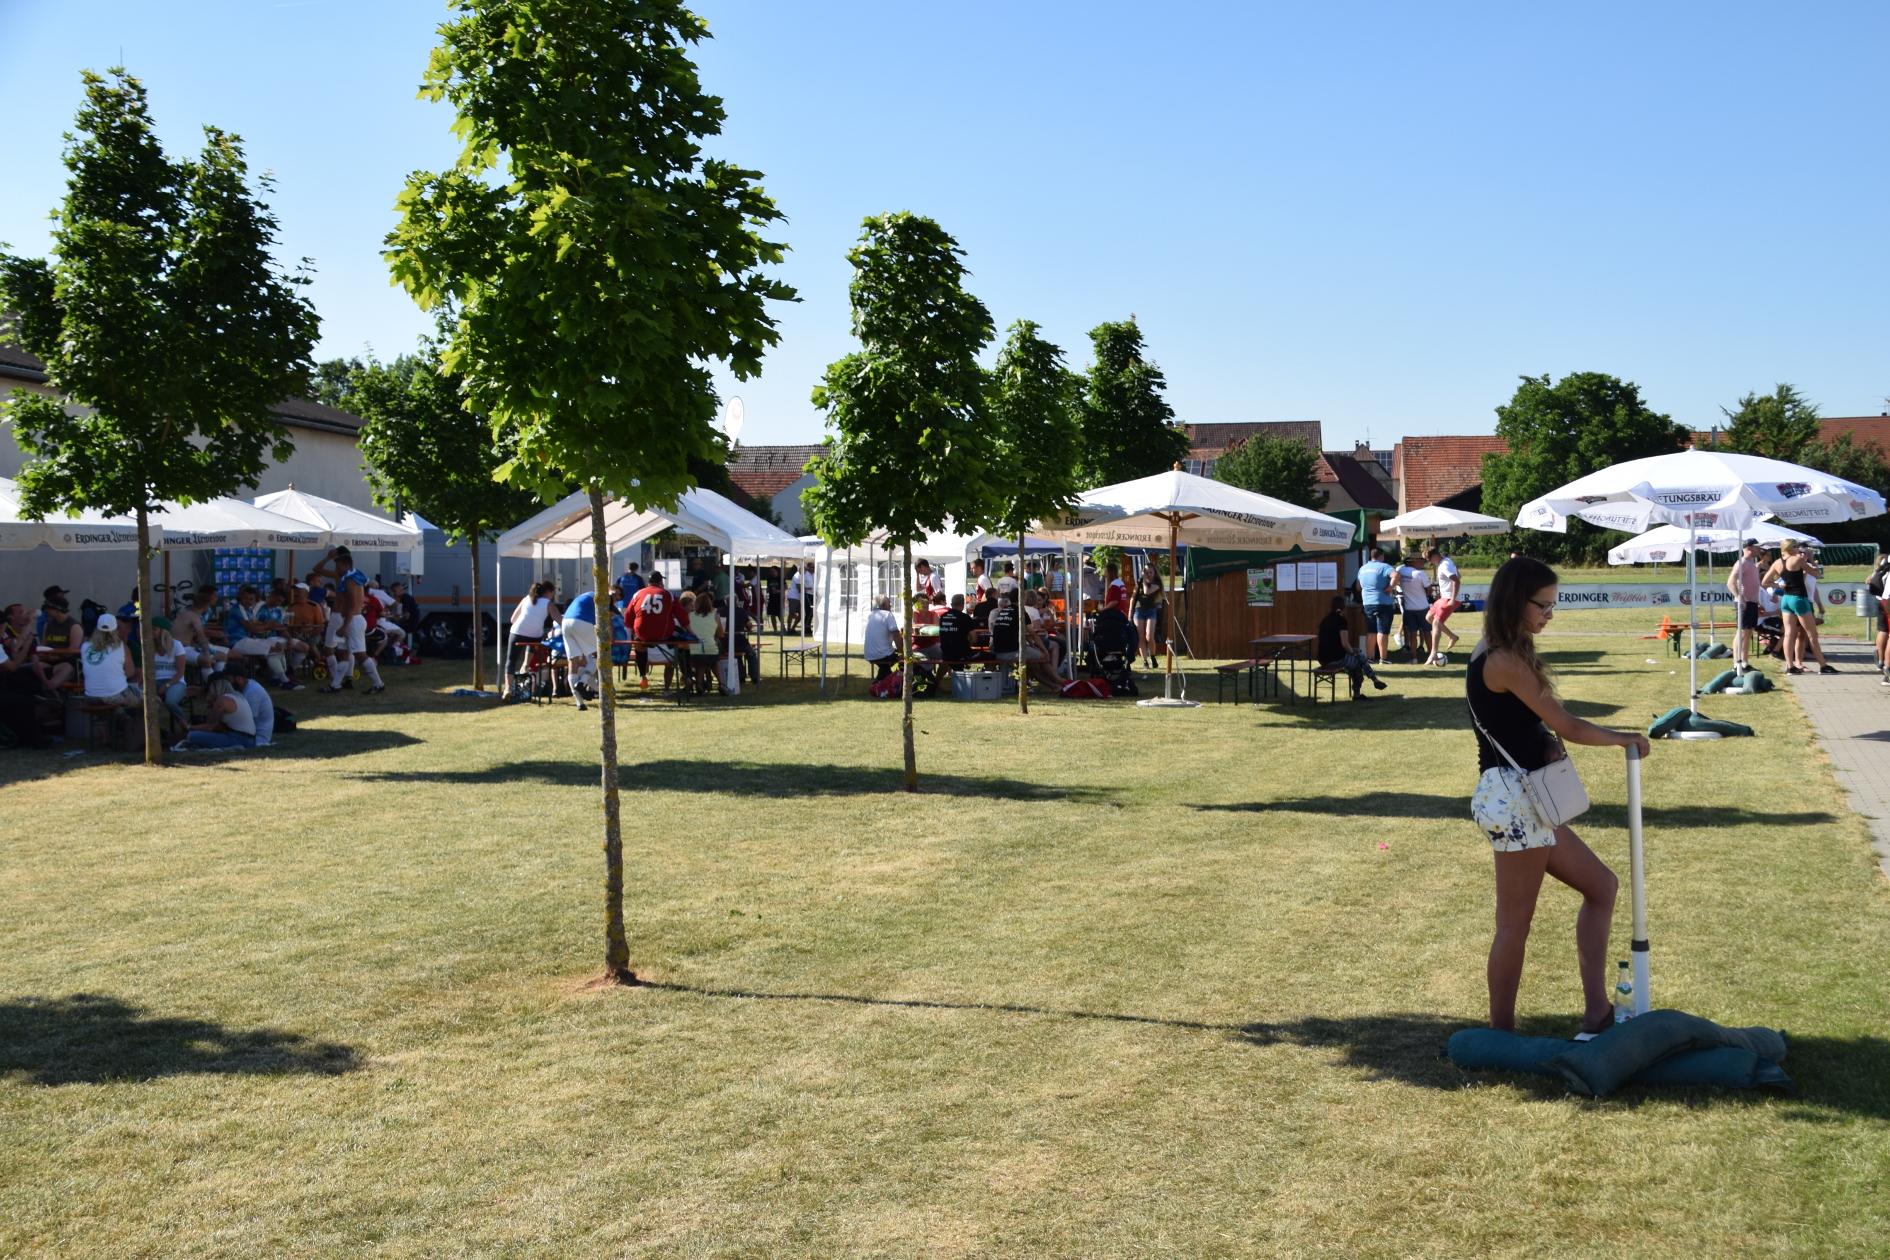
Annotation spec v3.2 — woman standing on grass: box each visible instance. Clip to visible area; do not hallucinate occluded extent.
[1764,539,1834,675]
[1468,557,1647,1035]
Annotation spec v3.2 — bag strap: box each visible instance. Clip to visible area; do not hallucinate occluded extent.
[1466,661,1529,776]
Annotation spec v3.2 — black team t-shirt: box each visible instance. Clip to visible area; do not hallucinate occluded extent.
[937,609,974,662]
[990,604,1020,655]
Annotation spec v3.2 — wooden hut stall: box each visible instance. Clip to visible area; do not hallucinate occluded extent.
[1182,549,1363,660]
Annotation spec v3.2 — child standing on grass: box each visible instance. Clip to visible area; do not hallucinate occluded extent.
[1467,557,1648,1036]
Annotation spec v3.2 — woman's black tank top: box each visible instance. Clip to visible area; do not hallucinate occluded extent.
[1467,649,1549,773]
[1780,563,1808,597]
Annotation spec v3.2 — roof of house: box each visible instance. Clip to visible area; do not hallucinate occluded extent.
[726,443,824,502]
[1395,435,1509,511]
[1688,416,1890,454]
[1314,451,1397,510]
[0,334,366,435]
[1184,421,1322,455]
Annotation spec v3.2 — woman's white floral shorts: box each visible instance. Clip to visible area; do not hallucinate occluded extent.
[1472,766,1557,852]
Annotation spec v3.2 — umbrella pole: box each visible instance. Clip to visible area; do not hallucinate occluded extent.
[1688,516,1699,713]
[819,547,832,699]
[1626,742,1651,1015]
[1164,516,1178,699]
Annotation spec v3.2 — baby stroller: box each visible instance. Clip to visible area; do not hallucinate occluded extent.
[1085,607,1139,696]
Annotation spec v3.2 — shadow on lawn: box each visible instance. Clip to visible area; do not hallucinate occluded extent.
[1262,695,1621,730]
[349,758,1110,801]
[0,994,359,1085]
[640,983,1890,1117]
[1193,795,1837,829]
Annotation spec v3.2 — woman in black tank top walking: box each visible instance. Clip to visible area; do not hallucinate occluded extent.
[1469,558,1650,1035]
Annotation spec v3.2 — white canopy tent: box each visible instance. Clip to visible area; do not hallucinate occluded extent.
[492,485,804,687]
[1519,449,1887,1020]
[801,527,980,696]
[1038,469,1357,705]
[1376,505,1511,540]
[0,476,145,550]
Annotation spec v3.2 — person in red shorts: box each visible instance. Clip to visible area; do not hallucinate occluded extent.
[1426,546,1462,666]
[626,570,682,691]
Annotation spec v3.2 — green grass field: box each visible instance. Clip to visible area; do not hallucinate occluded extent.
[1,635,1885,1258]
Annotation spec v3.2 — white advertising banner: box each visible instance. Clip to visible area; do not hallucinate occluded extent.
[1460,583,1871,611]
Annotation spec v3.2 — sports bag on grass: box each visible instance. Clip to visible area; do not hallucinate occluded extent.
[1468,696,1589,828]
[1059,679,1110,698]
[869,673,902,699]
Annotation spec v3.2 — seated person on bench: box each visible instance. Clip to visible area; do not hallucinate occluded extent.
[929,594,984,670]
[1317,595,1387,695]
[990,591,1062,690]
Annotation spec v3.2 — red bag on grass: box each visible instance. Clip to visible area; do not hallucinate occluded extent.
[869,674,903,699]
[1059,679,1110,698]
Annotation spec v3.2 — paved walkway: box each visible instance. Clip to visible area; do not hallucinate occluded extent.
[1778,636,1890,882]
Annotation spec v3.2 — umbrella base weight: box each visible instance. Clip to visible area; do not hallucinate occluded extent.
[1137,698,1201,708]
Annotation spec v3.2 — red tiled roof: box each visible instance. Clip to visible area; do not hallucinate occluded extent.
[1316,451,1397,510]
[1687,417,1890,454]
[1185,421,1321,458]
[727,444,824,502]
[1398,435,1508,512]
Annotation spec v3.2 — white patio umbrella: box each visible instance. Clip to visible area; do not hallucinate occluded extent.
[253,487,422,551]
[1375,504,1511,539]
[143,496,329,549]
[1038,468,1357,705]
[1520,449,1887,1019]
[0,476,147,550]
[1605,520,1817,566]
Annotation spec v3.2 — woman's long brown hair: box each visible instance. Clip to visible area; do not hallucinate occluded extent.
[1484,556,1558,696]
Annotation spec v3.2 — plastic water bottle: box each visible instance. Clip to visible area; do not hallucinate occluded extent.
[1614,960,1634,1024]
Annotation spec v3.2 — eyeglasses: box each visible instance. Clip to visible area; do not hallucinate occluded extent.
[1527,598,1556,617]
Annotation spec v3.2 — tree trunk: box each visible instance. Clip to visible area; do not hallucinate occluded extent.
[591,484,633,983]
[902,543,917,792]
[1017,533,1029,714]
[136,506,162,765]
[470,533,485,692]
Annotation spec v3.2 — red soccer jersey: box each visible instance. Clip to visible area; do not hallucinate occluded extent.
[628,585,678,642]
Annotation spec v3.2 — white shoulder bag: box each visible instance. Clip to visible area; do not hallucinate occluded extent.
[1468,693,1590,828]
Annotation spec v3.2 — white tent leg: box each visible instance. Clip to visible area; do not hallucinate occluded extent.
[819,545,832,698]
[1626,743,1651,1015]
[494,551,503,688]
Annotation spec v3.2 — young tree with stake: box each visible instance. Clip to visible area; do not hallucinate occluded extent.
[987,320,1082,714]
[0,70,318,765]
[803,213,1005,788]
[387,0,792,984]
[347,338,545,691]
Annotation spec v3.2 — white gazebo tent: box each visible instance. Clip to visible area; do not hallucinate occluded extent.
[804,527,978,695]
[1037,469,1357,706]
[1518,448,1886,1017]
[1375,505,1511,540]
[492,485,804,688]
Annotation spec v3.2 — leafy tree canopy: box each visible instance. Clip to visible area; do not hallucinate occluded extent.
[345,338,544,546]
[1078,319,1190,488]
[310,357,368,409]
[0,69,318,520]
[987,319,1082,538]
[384,0,795,509]
[1212,435,1329,510]
[1479,372,1686,563]
[802,212,1003,546]
[1721,383,1821,462]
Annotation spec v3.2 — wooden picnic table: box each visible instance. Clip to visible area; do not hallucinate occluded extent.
[1249,634,1317,705]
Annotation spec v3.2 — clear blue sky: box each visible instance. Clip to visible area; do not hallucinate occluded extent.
[4,1,1886,451]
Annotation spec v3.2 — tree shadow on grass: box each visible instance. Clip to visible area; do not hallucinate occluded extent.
[637,982,1890,1117]
[1192,794,1837,829]
[347,758,1112,801]
[1259,695,1621,730]
[0,729,424,787]
[0,994,359,1085]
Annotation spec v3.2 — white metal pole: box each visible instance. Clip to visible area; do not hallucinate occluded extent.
[819,546,832,698]
[1626,743,1651,1015]
[494,550,503,687]
[1706,546,1717,647]
[1687,516,1699,713]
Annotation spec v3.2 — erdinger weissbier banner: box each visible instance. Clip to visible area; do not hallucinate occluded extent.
[1460,583,1872,612]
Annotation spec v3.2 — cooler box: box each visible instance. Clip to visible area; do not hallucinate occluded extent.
[951,669,1003,701]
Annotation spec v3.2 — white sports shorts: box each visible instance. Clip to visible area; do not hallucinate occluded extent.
[561,618,598,661]
[325,613,367,654]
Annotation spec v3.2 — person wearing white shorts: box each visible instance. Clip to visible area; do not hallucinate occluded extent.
[310,547,385,694]
[560,587,603,710]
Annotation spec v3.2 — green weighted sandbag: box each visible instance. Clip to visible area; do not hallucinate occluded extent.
[1649,706,1693,738]
[1736,669,1773,694]
[1705,642,1732,659]
[1683,713,1754,737]
[1700,669,1737,695]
